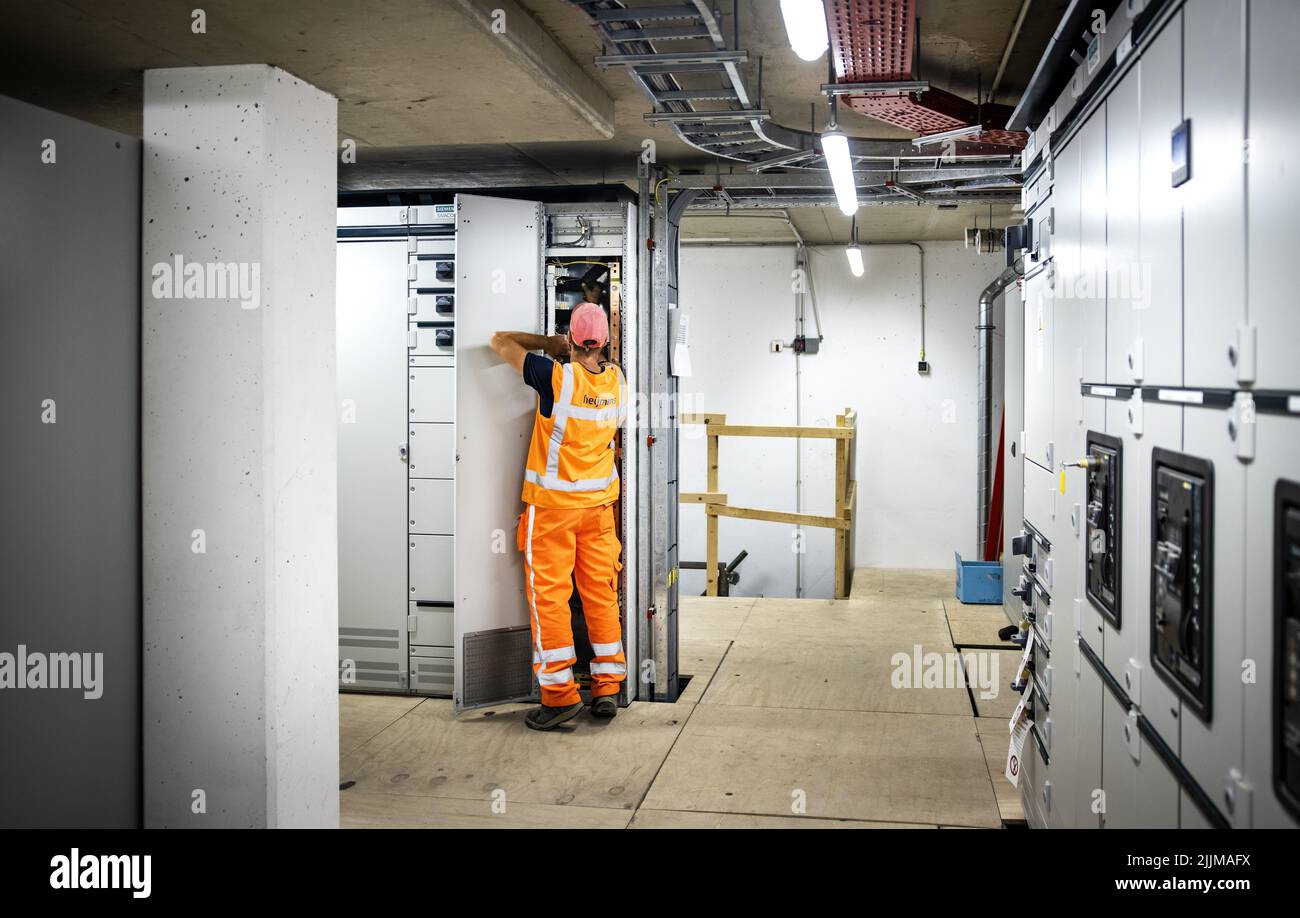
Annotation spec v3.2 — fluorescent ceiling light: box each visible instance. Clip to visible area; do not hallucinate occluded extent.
[820,131,858,216]
[845,243,864,277]
[780,0,829,62]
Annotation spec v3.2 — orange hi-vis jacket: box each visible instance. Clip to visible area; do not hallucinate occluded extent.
[521,359,628,508]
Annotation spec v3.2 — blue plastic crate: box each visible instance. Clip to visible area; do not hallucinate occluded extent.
[954,552,1002,604]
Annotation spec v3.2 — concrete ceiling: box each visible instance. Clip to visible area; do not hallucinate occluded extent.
[0,0,1061,241]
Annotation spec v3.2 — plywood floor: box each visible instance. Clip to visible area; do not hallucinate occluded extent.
[339,569,1020,829]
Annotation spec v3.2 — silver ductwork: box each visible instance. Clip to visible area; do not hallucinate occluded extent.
[976,261,1022,558]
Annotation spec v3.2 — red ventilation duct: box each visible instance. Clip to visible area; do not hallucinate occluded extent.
[826,0,1027,151]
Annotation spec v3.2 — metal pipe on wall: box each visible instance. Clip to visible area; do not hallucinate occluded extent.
[976,260,1021,557]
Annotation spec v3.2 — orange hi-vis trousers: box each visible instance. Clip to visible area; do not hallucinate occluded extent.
[517,501,626,707]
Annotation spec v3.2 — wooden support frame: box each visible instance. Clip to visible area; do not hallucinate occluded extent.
[681,408,857,599]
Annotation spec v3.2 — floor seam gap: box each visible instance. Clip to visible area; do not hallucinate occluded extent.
[629,640,736,821]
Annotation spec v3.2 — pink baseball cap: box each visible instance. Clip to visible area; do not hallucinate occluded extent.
[569,302,609,348]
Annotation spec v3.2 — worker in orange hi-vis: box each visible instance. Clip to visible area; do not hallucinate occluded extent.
[489,295,629,731]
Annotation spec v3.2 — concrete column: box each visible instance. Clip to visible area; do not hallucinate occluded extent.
[141,65,338,828]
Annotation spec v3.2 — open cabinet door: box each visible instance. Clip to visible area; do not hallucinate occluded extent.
[453,194,543,711]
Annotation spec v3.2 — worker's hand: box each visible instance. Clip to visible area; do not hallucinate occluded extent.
[545,334,569,359]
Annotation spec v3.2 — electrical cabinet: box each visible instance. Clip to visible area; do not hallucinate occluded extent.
[1243,414,1300,827]
[1150,448,1214,721]
[1275,480,1300,819]
[1085,431,1122,627]
[1010,0,1300,830]
[336,238,410,692]
[336,195,642,708]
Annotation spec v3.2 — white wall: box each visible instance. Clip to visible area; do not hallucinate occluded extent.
[0,95,141,827]
[678,241,1008,599]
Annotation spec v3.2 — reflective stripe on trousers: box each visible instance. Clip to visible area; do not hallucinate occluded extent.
[518,502,626,706]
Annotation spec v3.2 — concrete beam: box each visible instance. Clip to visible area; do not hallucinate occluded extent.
[448,0,616,139]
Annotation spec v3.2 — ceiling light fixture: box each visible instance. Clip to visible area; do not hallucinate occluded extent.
[821,94,858,216]
[846,214,864,277]
[779,0,829,62]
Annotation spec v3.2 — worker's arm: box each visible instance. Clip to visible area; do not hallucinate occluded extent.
[489,331,567,374]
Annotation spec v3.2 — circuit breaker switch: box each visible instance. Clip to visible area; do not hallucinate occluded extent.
[1151,449,1214,722]
[1084,433,1122,627]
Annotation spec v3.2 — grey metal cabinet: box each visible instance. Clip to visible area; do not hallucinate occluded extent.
[1102,400,1183,746]
[337,195,643,708]
[336,238,410,691]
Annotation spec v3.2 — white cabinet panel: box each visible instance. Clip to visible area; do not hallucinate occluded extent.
[410,534,454,602]
[408,422,455,479]
[1182,0,1246,389]
[1106,68,1142,384]
[409,602,454,648]
[1100,688,1180,828]
[1071,652,1105,827]
[409,647,454,696]
[1078,113,1108,387]
[1024,457,1056,536]
[1023,269,1054,471]
[1180,408,1248,823]
[410,366,453,423]
[1248,0,1300,390]
[1137,17,1184,386]
[409,478,454,535]
[1242,414,1300,827]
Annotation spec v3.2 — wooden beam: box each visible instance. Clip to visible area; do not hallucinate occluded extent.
[705,432,719,596]
[705,423,853,440]
[833,409,859,599]
[681,411,726,425]
[680,491,728,504]
[708,504,850,531]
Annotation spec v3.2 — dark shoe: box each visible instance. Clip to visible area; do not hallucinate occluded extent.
[591,695,618,718]
[525,702,583,731]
